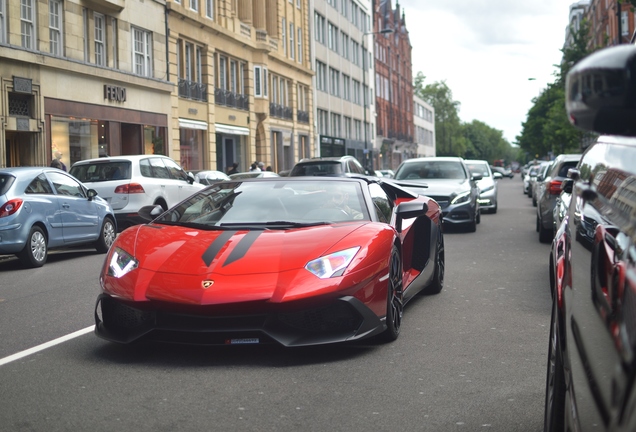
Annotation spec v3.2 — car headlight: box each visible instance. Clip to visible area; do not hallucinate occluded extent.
[305,247,360,279]
[480,185,494,193]
[451,191,471,205]
[108,247,139,278]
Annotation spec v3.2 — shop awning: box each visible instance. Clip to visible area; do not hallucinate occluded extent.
[179,119,208,130]
[215,124,249,136]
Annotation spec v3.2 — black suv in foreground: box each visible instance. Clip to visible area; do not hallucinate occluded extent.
[544,45,636,432]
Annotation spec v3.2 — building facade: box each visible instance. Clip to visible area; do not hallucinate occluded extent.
[0,0,172,169]
[310,0,374,169]
[372,0,414,171]
[413,95,435,157]
[0,0,313,174]
[167,0,313,174]
[583,0,635,49]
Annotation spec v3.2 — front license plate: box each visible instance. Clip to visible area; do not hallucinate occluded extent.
[226,338,259,345]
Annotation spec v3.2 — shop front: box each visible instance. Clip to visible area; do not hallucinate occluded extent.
[215,123,249,174]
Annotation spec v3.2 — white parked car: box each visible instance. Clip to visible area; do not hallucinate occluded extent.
[70,155,204,231]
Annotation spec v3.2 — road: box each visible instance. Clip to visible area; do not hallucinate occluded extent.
[0,178,552,432]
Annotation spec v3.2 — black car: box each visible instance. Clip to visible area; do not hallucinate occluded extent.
[289,156,373,177]
[393,157,481,232]
[544,45,636,432]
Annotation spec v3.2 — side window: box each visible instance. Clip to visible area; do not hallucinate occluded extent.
[47,171,86,197]
[139,159,152,177]
[163,158,188,181]
[368,183,392,223]
[348,159,364,174]
[149,158,171,179]
[25,174,54,194]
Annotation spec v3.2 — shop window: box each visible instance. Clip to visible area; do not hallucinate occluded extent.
[179,128,203,171]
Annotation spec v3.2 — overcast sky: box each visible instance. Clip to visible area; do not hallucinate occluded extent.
[399,0,574,143]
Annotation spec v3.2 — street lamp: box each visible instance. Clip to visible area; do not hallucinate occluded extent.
[362,28,393,172]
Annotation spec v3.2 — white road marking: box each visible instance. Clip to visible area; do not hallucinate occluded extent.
[0,325,94,367]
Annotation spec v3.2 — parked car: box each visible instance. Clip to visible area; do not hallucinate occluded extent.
[228,171,280,180]
[531,161,553,207]
[490,165,514,179]
[465,159,498,213]
[543,44,636,432]
[94,176,445,346]
[393,157,481,231]
[535,154,581,243]
[0,167,116,267]
[376,169,395,178]
[69,155,204,231]
[193,170,230,185]
[523,163,542,196]
[289,156,373,177]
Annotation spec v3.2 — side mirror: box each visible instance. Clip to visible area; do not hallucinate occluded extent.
[471,173,483,181]
[561,178,574,194]
[138,205,164,222]
[493,172,503,180]
[395,201,428,233]
[87,189,98,201]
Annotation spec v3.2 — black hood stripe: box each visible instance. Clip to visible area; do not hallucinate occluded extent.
[202,230,237,267]
[223,230,262,267]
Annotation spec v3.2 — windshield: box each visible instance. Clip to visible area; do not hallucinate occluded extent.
[466,162,490,178]
[154,180,370,228]
[395,161,467,180]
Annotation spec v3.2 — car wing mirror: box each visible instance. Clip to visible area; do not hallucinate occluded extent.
[395,201,428,233]
[493,172,503,179]
[566,45,636,136]
[471,173,483,181]
[87,188,98,200]
[138,205,164,222]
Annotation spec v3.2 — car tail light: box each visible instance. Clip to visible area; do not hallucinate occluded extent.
[549,180,563,195]
[114,183,145,194]
[0,198,24,218]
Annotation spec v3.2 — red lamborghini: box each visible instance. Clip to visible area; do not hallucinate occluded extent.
[95,176,444,347]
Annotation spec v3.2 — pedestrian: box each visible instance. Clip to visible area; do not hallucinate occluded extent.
[258,161,265,171]
[227,162,239,175]
[249,162,261,172]
[266,166,273,172]
[51,151,67,171]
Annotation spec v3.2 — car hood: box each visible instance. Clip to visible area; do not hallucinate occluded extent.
[107,222,377,305]
[401,178,471,198]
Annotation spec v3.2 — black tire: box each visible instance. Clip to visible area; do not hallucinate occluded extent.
[476,207,481,224]
[424,230,444,295]
[18,226,47,268]
[95,217,117,253]
[492,203,498,214]
[466,212,477,232]
[533,196,537,207]
[380,246,403,342]
[544,300,566,432]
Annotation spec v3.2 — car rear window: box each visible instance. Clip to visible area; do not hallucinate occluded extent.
[0,174,15,195]
[70,161,132,182]
[290,163,343,176]
[396,161,467,180]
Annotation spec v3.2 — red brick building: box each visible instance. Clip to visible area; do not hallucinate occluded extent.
[585,0,635,48]
[373,0,415,170]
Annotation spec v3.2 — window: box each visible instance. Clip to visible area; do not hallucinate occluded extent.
[328,22,338,53]
[254,65,268,98]
[297,27,302,63]
[317,109,328,135]
[329,67,340,97]
[621,11,629,36]
[282,18,286,55]
[316,61,327,92]
[341,32,349,59]
[297,0,301,8]
[351,40,359,66]
[0,0,5,43]
[289,23,295,59]
[206,0,214,19]
[94,13,106,66]
[314,13,325,44]
[21,0,36,49]
[344,116,352,139]
[190,0,199,12]
[330,113,341,137]
[341,0,347,18]
[49,0,62,56]
[132,27,153,77]
[352,79,361,104]
[83,8,89,61]
[342,74,350,101]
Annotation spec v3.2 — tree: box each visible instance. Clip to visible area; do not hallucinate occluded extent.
[414,72,467,156]
[462,120,515,163]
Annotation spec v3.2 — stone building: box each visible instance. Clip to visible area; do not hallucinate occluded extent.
[0,0,313,174]
[372,0,414,171]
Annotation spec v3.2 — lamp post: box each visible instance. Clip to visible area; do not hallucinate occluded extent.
[362,28,393,172]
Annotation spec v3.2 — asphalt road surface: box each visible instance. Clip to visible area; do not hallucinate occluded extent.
[0,177,552,432]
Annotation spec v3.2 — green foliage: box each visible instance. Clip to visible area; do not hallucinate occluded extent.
[516,19,594,161]
[414,72,514,162]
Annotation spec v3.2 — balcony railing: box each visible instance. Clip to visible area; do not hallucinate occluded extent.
[215,89,249,111]
[297,110,309,123]
[178,79,207,102]
[270,103,293,120]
